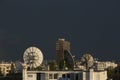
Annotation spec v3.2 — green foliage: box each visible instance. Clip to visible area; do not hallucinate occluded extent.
[0,63,22,80]
[59,59,73,70]
[34,66,42,71]
[59,60,65,70]
[107,66,120,80]
[6,73,22,80]
[48,61,57,71]
[107,67,115,79]
[9,63,15,74]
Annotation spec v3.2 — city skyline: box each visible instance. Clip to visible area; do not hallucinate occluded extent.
[0,0,120,62]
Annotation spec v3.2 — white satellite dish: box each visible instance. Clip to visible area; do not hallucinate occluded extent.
[81,54,94,70]
[23,47,43,69]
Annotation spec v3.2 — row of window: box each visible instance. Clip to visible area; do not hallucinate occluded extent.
[49,73,82,80]
[27,73,82,80]
[49,73,58,79]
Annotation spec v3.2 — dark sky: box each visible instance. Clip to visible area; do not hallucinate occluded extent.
[0,0,120,62]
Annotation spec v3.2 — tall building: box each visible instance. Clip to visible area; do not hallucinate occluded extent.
[56,38,70,65]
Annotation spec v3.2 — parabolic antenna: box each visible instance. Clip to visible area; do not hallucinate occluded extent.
[23,47,43,69]
[80,54,94,70]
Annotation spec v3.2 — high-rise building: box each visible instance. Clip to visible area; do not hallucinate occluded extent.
[56,38,70,65]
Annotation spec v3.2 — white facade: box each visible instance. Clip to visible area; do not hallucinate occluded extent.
[95,61,117,70]
[27,73,37,80]
[22,66,107,80]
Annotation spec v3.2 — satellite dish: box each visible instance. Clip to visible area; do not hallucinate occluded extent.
[80,54,94,70]
[23,47,43,69]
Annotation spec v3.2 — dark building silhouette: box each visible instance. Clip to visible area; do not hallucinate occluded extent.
[56,39,70,65]
[56,39,74,70]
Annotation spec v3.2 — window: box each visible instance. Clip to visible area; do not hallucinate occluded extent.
[28,75,33,77]
[6,70,10,72]
[37,73,41,80]
[62,74,65,78]
[49,74,52,79]
[6,67,9,69]
[67,74,70,78]
[54,74,58,79]
[75,74,78,80]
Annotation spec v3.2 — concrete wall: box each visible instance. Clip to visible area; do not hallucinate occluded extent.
[25,70,107,80]
[27,74,36,80]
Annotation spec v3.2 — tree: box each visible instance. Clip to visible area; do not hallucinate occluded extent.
[7,62,15,76]
[107,66,120,80]
[6,63,22,80]
[107,67,115,79]
[10,63,15,74]
[34,66,42,71]
[48,61,57,71]
[59,59,66,70]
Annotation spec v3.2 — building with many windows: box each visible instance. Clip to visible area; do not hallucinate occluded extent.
[0,62,12,76]
[56,39,70,65]
[56,39,74,70]
[94,61,117,70]
[20,39,109,80]
[22,64,107,80]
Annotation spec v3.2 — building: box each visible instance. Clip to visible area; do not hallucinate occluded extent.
[20,40,110,80]
[56,39,74,70]
[56,39,70,65]
[0,62,12,76]
[94,61,117,70]
[22,65,107,80]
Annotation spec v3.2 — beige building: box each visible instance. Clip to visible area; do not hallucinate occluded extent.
[0,62,11,76]
[95,61,117,70]
[22,65,107,80]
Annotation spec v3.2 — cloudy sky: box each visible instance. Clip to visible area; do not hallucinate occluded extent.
[0,0,120,62]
